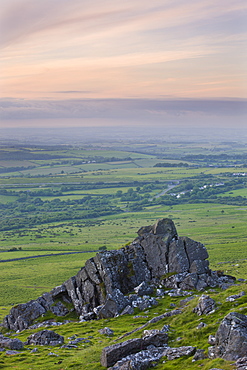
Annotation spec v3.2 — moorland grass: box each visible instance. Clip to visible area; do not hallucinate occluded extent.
[0,283,246,370]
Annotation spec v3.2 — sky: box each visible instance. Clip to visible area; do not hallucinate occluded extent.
[0,0,247,130]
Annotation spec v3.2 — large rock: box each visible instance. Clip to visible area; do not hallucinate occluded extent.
[2,218,236,331]
[101,331,168,367]
[26,330,64,346]
[208,312,247,360]
[193,295,216,316]
[108,345,196,369]
[0,335,23,350]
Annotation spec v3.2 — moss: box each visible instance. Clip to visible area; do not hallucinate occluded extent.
[126,261,135,279]
[160,271,177,280]
[99,282,107,299]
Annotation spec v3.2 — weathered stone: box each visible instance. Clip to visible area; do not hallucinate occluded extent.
[0,336,23,350]
[120,305,134,315]
[153,218,178,239]
[111,288,130,312]
[6,350,23,355]
[197,322,207,329]
[109,346,166,370]
[139,234,168,278]
[101,338,144,367]
[137,225,153,236]
[98,298,118,319]
[208,335,216,345]
[85,258,102,285]
[99,327,114,336]
[50,284,67,297]
[168,238,190,273]
[3,300,46,331]
[208,312,247,361]
[134,281,153,296]
[192,349,207,361]
[163,346,196,360]
[131,296,158,311]
[226,291,245,302]
[80,312,96,321]
[193,295,216,316]
[26,330,64,346]
[101,332,168,367]
[179,296,195,306]
[64,276,82,314]
[156,288,164,296]
[50,301,69,316]
[235,357,247,370]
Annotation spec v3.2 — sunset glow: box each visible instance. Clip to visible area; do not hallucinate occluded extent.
[0,0,246,127]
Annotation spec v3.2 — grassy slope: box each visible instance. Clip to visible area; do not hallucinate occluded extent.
[0,283,246,369]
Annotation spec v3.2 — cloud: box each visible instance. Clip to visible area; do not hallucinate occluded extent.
[53,91,94,94]
[1,98,246,121]
[1,0,246,101]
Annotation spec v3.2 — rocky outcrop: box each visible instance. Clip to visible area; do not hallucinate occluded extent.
[3,218,235,331]
[208,312,247,361]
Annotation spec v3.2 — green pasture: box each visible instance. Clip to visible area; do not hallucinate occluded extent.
[0,194,18,203]
[0,164,244,185]
[0,252,95,306]
[0,160,35,167]
[18,165,80,176]
[219,188,247,197]
[61,149,154,159]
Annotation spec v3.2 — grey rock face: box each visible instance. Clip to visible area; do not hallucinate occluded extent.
[235,357,247,370]
[134,281,153,296]
[2,218,236,331]
[120,305,134,316]
[192,349,207,361]
[208,312,247,361]
[163,346,196,360]
[3,300,47,331]
[109,346,166,370]
[26,330,64,346]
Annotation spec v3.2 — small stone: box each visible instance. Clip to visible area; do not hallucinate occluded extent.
[99,327,114,336]
[197,322,207,329]
[120,305,134,315]
[208,335,216,345]
[31,348,38,353]
[192,349,207,361]
[6,350,22,355]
